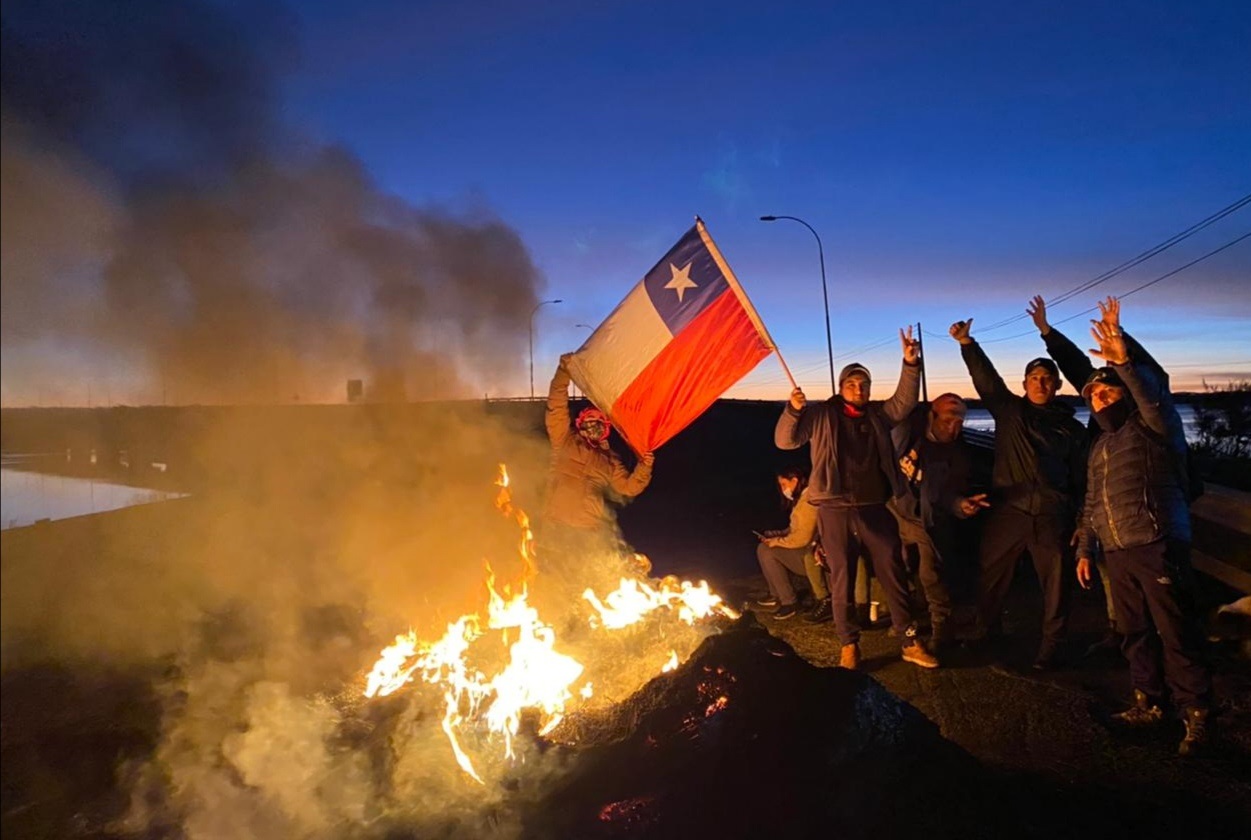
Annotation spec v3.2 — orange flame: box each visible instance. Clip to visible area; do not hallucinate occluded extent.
[363,463,735,783]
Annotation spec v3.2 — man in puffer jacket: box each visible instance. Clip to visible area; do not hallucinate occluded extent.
[1075,300,1211,756]
[540,354,654,590]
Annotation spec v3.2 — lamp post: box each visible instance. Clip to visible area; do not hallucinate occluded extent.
[760,215,835,396]
[529,299,563,398]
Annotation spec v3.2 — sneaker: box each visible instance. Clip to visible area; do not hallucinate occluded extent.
[838,643,861,670]
[1111,690,1165,727]
[756,595,780,608]
[901,641,940,669]
[773,602,799,620]
[805,597,833,624]
[1178,707,1209,756]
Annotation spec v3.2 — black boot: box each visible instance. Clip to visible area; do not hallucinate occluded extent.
[1178,707,1210,756]
[805,597,833,624]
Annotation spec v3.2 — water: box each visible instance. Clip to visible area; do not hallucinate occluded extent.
[1,467,187,530]
[963,403,1201,442]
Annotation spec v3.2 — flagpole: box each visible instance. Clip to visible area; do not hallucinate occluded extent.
[694,217,798,391]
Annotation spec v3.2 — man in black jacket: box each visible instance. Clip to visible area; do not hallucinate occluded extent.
[950,318,1088,670]
[776,327,939,671]
[1076,301,1211,756]
[1026,294,1161,656]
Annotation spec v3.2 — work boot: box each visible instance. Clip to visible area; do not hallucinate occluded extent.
[805,597,833,624]
[838,643,861,670]
[1178,707,1210,756]
[901,640,940,669]
[1111,690,1165,727]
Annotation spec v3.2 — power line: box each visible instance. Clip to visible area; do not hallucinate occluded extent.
[977,192,1251,333]
[979,230,1251,344]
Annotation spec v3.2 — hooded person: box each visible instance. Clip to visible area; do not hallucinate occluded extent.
[539,354,655,592]
[1074,300,1211,756]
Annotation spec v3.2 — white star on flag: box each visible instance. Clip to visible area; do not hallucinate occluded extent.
[664,261,698,302]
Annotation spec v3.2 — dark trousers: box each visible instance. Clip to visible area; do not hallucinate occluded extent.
[977,507,1070,646]
[897,517,952,627]
[756,543,826,605]
[1106,539,1211,712]
[816,503,914,646]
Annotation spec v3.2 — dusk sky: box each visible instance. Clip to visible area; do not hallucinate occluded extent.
[2,0,1249,403]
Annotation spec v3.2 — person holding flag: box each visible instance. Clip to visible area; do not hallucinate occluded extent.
[776,330,941,671]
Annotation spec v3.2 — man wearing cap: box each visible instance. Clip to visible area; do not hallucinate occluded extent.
[890,393,990,651]
[1026,294,1161,656]
[541,354,655,588]
[1076,299,1210,755]
[776,327,940,670]
[950,317,1087,670]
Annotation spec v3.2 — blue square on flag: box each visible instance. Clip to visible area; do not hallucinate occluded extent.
[642,229,730,335]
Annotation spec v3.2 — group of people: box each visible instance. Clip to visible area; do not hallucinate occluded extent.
[759,296,1210,756]
[539,297,1211,757]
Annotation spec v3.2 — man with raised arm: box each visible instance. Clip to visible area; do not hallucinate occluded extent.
[776,327,939,670]
[1075,299,1211,756]
[1026,294,1158,656]
[949,317,1087,670]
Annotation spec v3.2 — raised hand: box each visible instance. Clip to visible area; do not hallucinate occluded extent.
[949,318,974,345]
[900,325,921,364]
[1097,296,1121,331]
[789,387,807,411]
[559,352,574,370]
[1027,295,1050,334]
[640,451,655,467]
[1089,319,1129,365]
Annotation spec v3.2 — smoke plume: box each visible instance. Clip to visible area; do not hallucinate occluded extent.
[1,0,542,406]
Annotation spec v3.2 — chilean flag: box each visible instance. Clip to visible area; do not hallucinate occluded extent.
[565,219,776,453]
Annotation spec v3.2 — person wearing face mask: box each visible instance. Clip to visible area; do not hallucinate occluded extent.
[540,354,655,588]
[776,327,940,670]
[950,317,1088,670]
[1075,300,1211,756]
[754,466,830,622]
[890,393,990,651]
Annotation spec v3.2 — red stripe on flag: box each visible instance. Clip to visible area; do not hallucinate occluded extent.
[611,289,772,452]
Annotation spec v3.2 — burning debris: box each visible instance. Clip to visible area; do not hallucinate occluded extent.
[362,464,739,784]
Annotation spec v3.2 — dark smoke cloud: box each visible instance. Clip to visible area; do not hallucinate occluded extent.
[1,0,543,405]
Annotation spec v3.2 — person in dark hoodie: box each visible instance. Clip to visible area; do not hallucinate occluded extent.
[776,327,939,670]
[890,393,990,651]
[950,317,1088,670]
[1027,294,1161,657]
[1076,299,1211,756]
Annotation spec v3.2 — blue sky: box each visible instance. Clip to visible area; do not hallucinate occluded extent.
[2,0,1247,404]
[278,0,1250,398]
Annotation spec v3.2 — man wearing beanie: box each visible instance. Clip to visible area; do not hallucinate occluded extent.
[950,316,1087,670]
[1076,299,1210,756]
[775,327,939,670]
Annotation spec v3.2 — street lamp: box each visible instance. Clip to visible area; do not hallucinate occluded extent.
[760,215,835,396]
[529,299,563,398]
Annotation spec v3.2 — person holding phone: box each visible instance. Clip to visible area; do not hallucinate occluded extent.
[754,466,830,621]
